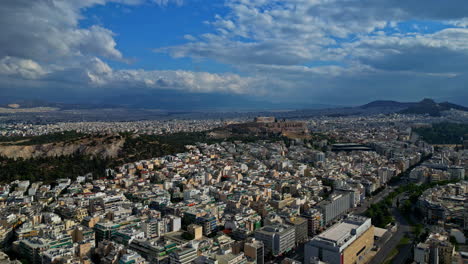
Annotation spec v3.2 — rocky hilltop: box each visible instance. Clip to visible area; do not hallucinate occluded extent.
[0,135,125,159]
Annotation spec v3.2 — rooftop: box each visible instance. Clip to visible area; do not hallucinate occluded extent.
[318,222,360,244]
[258,224,293,234]
[309,216,371,248]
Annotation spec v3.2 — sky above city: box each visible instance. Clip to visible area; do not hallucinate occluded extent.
[1,0,468,107]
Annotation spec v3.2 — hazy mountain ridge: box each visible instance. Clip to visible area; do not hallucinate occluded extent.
[360,100,416,109]
[359,99,468,117]
[0,98,466,123]
[400,99,468,116]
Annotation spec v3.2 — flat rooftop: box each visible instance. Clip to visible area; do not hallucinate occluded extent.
[374,227,387,238]
[318,222,359,244]
[310,216,371,248]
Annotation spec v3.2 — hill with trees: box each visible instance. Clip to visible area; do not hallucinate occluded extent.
[413,122,468,144]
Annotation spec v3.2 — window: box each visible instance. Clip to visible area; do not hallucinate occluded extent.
[356,246,366,256]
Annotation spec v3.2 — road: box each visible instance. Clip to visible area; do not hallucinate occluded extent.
[392,242,413,264]
[390,196,415,264]
[368,194,413,264]
[353,185,395,215]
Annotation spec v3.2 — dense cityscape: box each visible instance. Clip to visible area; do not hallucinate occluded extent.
[2,0,468,263]
[0,113,466,264]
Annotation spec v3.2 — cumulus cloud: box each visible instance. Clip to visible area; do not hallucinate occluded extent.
[343,28,468,74]
[157,0,468,104]
[0,0,252,98]
[0,0,124,64]
[1,0,468,105]
[109,70,256,94]
[33,57,257,95]
[0,57,46,79]
[162,0,468,68]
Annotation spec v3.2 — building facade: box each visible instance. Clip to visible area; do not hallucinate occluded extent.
[317,193,351,224]
[254,224,295,257]
[304,216,374,264]
[244,238,264,264]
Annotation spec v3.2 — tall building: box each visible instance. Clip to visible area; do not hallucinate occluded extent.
[286,217,308,244]
[378,167,393,184]
[254,224,295,257]
[317,193,351,224]
[142,219,159,239]
[244,238,264,264]
[336,189,360,208]
[301,209,323,236]
[167,215,182,233]
[196,215,217,236]
[304,216,374,264]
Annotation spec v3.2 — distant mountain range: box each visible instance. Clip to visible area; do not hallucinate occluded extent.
[360,98,468,116]
[360,100,416,109]
[0,98,466,123]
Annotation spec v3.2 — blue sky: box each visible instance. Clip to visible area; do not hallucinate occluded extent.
[1,0,468,108]
[80,1,230,72]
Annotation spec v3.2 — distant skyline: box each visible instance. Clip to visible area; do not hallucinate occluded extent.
[1,0,468,108]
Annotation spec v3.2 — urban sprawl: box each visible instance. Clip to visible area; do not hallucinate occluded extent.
[0,115,467,264]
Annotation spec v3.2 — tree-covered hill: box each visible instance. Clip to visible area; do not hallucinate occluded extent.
[413,122,468,144]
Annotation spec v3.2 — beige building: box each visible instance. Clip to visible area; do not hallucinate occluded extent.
[304,216,374,264]
[78,242,92,259]
[188,224,203,240]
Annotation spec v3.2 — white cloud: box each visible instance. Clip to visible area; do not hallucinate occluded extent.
[39,57,258,94]
[162,0,468,71]
[0,0,124,65]
[2,0,468,105]
[0,56,46,79]
[0,0,253,97]
[342,28,468,74]
[152,0,184,6]
[106,69,257,94]
[153,0,468,104]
